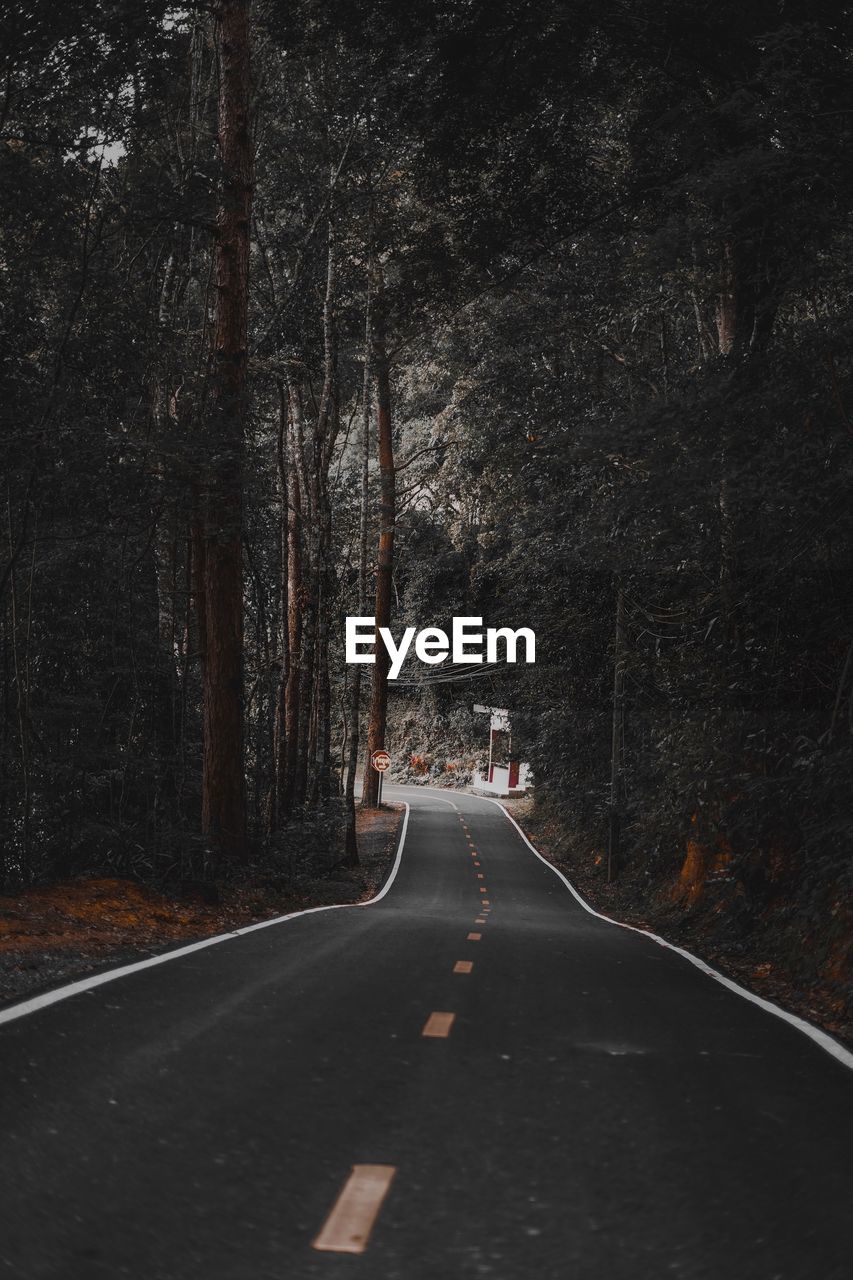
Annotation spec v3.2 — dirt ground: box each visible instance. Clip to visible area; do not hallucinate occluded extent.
[504,795,853,1052]
[0,804,404,1009]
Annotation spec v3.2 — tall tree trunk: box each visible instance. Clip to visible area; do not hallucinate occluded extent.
[715,242,738,358]
[289,382,313,807]
[343,281,372,860]
[716,236,778,362]
[6,496,34,882]
[282,396,304,814]
[309,220,338,802]
[715,244,740,631]
[715,243,739,636]
[310,469,335,804]
[201,0,252,861]
[607,582,625,884]
[150,511,182,812]
[272,381,289,830]
[362,282,395,808]
[289,211,338,809]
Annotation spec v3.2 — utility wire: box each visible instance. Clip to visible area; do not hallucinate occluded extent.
[392,661,512,687]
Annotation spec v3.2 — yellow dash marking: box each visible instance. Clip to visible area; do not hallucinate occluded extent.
[422,1011,455,1038]
[454,960,473,974]
[467,932,482,941]
[312,1164,396,1254]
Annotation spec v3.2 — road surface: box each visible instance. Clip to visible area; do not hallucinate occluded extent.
[0,786,851,1279]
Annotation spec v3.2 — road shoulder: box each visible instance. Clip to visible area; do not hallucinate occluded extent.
[503,794,853,1052]
[0,804,404,1009]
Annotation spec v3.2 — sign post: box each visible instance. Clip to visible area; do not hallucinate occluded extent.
[371,749,391,807]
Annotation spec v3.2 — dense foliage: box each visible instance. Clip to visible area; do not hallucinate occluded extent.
[1,1,851,1003]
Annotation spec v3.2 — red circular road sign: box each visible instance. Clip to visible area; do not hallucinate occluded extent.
[372,749,391,772]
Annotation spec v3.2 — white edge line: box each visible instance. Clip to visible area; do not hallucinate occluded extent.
[487,795,853,1073]
[0,803,411,1030]
[392,783,853,1073]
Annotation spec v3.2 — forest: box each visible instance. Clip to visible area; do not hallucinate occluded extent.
[1,2,851,1022]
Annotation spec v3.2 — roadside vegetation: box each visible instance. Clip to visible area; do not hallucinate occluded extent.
[1,3,850,1028]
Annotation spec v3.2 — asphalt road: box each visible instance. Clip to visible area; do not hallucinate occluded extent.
[1,785,851,1280]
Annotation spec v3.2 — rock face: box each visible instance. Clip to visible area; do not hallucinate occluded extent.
[385,693,485,788]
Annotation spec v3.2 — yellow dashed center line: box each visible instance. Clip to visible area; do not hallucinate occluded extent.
[316,816,497,1255]
[422,1011,455,1038]
[313,1165,396,1254]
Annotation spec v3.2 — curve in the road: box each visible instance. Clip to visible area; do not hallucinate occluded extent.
[3,785,852,1075]
[0,803,411,1030]
[480,791,853,1073]
[0,784,851,1280]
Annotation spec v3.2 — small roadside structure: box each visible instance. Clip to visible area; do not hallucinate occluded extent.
[471,706,531,798]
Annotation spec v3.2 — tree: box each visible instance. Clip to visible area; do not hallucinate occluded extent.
[1,0,851,1040]
[361,274,396,807]
[201,0,254,861]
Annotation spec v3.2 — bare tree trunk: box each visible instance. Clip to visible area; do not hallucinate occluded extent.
[201,0,252,861]
[343,280,372,860]
[716,236,778,362]
[191,485,208,676]
[311,480,334,802]
[715,242,738,358]
[719,449,736,627]
[6,493,35,882]
[294,630,313,805]
[282,396,304,814]
[272,381,289,830]
[607,582,625,884]
[362,281,395,808]
[311,221,338,802]
[310,571,332,801]
[289,382,314,808]
[177,521,195,815]
[714,243,739,630]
